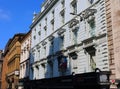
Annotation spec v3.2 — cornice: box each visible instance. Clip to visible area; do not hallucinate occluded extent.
[30,0,59,29]
[7,54,20,65]
[31,0,100,49]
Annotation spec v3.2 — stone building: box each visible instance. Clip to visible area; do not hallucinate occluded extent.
[19,31,31,89]
[0,0,120,89]
[105,0,120,88]
[1,39,11,89]
[1,33,25,89]
[30,0,109,82]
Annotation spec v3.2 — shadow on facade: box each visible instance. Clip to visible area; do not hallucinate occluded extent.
[46,36,70,78]
[22,36,111,89]
[19,53,30,89]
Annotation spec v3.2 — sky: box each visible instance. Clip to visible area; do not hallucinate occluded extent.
[0,0,44,49]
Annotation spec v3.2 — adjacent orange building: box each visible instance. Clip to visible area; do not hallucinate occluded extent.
[1,39,11,89]
[1,33,25,89]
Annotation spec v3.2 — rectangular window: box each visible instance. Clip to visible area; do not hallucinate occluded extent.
[72,28,78,44]
[45,18,47,25]
[89,20,95,37]
[58,56,67,76]
[85,46,96,72]
[38,31,41,36]
[48,60,53,77]
[38,31,41,41]
[90,51,96,72]
[33,35,36,40]
[61,0,65,8]
[41,63,46,78]
[38,50,40,59]
[52,10,54,18]
[59,36,64,50]
[39,24,41,29]
[50,41,54,54]
[44,18,47,36]
[51,10,55,31]
[44,46,46,57]
[60,10,65,25]
[71,0,77,14]
[36,67,39,79]
[51,19,54,31]
[44,26,47,36]
[34,28,36,32]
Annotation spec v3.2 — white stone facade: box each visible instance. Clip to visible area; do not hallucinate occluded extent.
[30,0,109,80]
[19,31,31,85]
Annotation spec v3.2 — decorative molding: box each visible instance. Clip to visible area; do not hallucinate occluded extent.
[48,35,54,41]
[87,15,95,23]
[30,0,59,29]
[47,56,54,64]
[44,25,47,30]
[60,8,65,16]
[68,51,78,59]
[88,0,94,4]
[42,41,47,46]
[50,19,54,24]
[96,33,106,39]
[57,28,66,35]
[67,44,76,50]
[42,0,53,8]
[32,48,36,52]
[7,71,15,77]
[39,58,47,64]
[8,54,20,65]
[71,0,77,5]
[36,44,41,49]
[83,9,97,19]
[69,19,79,28]
[72,26,79,32]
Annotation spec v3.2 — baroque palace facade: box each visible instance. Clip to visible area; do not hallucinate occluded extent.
[1,0,120,89]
